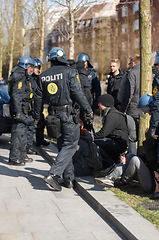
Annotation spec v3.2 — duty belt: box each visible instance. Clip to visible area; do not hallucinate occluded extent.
[50,105,72,114]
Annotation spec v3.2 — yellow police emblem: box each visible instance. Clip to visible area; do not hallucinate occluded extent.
[47,83,58,94]
[18,81,22,89]
[76,75,80,83]
[30,93,33,98]
[153,86,158,96]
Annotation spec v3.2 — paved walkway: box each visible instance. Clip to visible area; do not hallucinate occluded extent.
[0,134,125,240]
[40,137,159,240]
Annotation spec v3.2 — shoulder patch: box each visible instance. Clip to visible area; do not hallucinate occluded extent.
[76,75,80,83]
[18,81,22,89]
[153,86,158,96]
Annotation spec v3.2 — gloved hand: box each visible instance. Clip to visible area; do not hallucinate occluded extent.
[15,113,28,125]
[85,111,94,125]
[146,127,158,140]
[34,119,39,128]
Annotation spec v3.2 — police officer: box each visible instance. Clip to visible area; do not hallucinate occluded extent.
[26,58,49,155]
[8,56,35,165]
[149,51,159,138]
[33,58,50,147]
[34,47,93,191]
[77,53,101,111]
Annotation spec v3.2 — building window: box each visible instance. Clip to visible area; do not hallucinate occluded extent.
[122,7,128,17]
[85,19,91,28]
[134,38,139,49]
[51,36,56,43]
[122,24,128,33]
[133,19,139,31]
[122,42,126,51]
[58,35,61,42]
[133,1,139,14]
[116,10,118,18]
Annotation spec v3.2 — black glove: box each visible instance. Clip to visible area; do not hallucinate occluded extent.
[85,112,94,125]
[146,127,158,140]
[15,113,28,125]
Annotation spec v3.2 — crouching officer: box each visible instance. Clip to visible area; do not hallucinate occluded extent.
[34,47,93,191]
[8,56,35,166]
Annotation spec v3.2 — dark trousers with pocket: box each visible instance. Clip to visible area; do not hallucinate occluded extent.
[49,111,80,181]
[9,120,27,161]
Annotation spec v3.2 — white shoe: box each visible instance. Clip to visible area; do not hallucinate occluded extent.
[94,176,114,187]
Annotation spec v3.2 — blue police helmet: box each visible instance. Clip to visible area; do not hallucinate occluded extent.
[78,53,90,63]
[18,56,35,69]
[78,53,93,68]
[138,94,153,107]
[154,51,159,65]
[33,58,43,68]
[48,47,66,61]
[149,51,159,66]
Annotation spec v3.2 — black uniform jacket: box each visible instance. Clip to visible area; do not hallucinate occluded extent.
[9,66,33,116]
[34,61,92,119]
[107,70,124,107]
[94,107,128,150]
[76,61,93,106]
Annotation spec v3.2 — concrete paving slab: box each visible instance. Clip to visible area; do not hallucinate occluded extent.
[0,213,22,233]
[0,233,33,240]
[75,176,159,240]
[33,231,96,240]
[0,135,134,239]
[0,187,20,200]
[17,212,65,233]
[5,198,59,214]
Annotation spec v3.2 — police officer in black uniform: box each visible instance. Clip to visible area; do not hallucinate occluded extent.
[77,53,101,111]
[34,47,93,191]
[33,58,50,147]
[8,56,35,166]
[26,58,49,155]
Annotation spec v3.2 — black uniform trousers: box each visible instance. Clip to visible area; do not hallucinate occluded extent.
[27,114,35,147]
[9,120,27,161]
[36,112,46,145]
[49,111,80,181]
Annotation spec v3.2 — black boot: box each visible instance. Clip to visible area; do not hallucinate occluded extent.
[8,159,25,166]
[26,146,37,155]
[44,174,62,191]
[21,155,33,163]
[64,180,74,189]
[36,140,50,147]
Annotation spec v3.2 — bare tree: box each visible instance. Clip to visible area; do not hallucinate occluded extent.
[139,0,152,150]
[50,0,96,59]
[8,0,17,77]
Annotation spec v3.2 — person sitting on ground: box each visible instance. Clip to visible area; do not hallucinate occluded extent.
[93,94,128,169]
[94,93,159,200]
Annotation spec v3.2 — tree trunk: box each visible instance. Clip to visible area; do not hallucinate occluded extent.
[139,0,152,151]
[40,0,45,65]
[69,0,74,59]
[8,1,17,78]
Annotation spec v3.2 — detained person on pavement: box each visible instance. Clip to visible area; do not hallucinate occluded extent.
[34,47,93,191]
[95,94,159,200]
[93,94,128,170]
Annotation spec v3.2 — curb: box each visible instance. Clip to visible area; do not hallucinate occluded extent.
[38,143,159,240]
